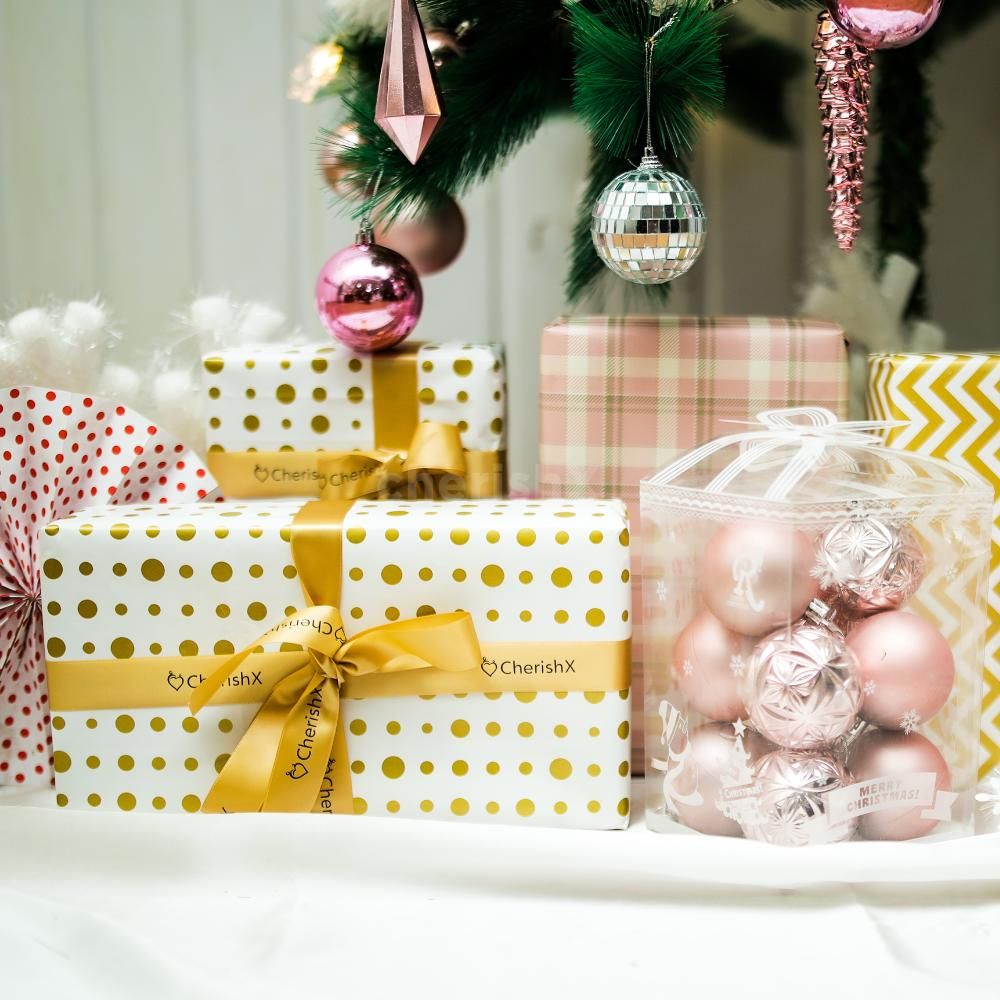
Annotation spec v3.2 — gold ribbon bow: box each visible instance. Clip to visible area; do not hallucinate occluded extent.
[317,421,468,501]
[189,605,481,813]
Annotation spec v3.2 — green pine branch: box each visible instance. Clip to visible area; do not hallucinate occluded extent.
[569,0,726,161]
[333,0,567,225]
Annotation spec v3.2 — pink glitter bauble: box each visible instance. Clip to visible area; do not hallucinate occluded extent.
[672,610,753,722]
[816,518,925,617]
[742,749,857,846]
[847,611,955,732]
[745,607,863,750]
[672,722,773,838]
[848,729,951,840]
[315,235,422,353]
[700,521,820,636]
[827,0,942,49]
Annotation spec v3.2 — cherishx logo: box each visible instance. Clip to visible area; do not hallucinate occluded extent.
[481,655,576,677]
[166,669,262,691]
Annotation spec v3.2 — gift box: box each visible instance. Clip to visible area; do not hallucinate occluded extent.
[868,352,1000,778]
[203,341,506,499]
[640,408,992,845]
[539,316,850,770]
[41,498,632,828]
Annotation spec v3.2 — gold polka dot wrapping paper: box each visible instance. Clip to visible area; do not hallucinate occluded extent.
[202,341,507,499]
[40,499,632,826]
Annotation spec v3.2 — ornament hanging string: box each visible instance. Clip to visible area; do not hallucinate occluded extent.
[360,167,386,241]
[643,17,677,162]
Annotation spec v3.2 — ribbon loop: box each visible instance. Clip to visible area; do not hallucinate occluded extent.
[318,420,469,501]
[647,408,912,501]
[189,604,481,813]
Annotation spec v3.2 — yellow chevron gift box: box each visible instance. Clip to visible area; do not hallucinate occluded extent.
[641,408,992,845]
[40,498,632,827]
[202,341,506,499]
[868,352,1000,778]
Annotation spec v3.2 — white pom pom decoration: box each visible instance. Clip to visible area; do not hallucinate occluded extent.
[237,302,286,344]
[97,363,144,407]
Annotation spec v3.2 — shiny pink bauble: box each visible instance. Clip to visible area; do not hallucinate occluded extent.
[817,518,925,617]
[373,197,466,276]
[672,610,753,722]
[315,238,422,352]
[700,521,820,636]
[847,611,955,731]
[848,730,951,840]
[673,722,773,838]
[743,749,857,846]
[827,0,942,49]
[746,616,863,750]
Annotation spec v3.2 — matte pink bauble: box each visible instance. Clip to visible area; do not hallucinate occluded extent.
[848,730,951,840]
[847,611,954,732]
[672,610,753,722]
[827,0,942,49]
[373,197,466,276]
[673,722,773,838]
[700,521,820,636]
[315,232,422,352]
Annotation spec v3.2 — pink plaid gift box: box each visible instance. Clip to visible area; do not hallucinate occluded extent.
[538,316,850,771]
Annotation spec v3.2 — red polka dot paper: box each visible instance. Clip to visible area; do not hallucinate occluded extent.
[0,387,218,788]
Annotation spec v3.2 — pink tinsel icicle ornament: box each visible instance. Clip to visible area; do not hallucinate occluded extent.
[813,11,873,252]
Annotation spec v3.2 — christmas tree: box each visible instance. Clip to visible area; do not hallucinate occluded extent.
[311,0,999,312]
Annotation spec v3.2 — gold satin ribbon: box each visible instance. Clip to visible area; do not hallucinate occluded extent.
[207,425,504,500]
[187,605,481,814]
[48,641,631,710]
[316,420,467,501]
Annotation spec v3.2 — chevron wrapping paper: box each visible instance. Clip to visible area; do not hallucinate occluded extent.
[540,317,850,772]
[868,353,1000,778]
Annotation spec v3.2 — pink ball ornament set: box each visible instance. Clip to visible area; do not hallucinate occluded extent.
[645,409,993,847]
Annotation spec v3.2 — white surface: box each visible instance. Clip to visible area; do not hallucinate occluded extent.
[2,781,999,1000]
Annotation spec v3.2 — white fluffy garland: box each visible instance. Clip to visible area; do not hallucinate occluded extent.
[0,296,304,455]
[800,241,946,418]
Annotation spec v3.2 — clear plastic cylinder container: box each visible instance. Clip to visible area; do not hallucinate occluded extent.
[641,408,992,845]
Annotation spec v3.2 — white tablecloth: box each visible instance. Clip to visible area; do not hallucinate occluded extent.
[2,782,999,999]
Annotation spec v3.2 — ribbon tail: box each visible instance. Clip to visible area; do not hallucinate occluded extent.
[261,675,340,813]
[201,664,317,814]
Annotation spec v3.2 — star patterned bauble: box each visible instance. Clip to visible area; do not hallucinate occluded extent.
[814,517,925,617]
[745,601,863,750]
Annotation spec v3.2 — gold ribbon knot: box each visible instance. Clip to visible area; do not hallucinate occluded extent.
[317,421,468,501]
[189,605,481,813]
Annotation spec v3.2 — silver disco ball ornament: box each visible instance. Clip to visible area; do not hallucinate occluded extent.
[591,150,707,285]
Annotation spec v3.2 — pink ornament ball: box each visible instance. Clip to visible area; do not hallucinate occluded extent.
[848,729,951,840]
[315,237,422,353]
[699,521,820,636]
[827,0,942,50]
[672,722,773,838]
[742,749,857,846]
[847,611,955,732]
[746,615,863,750]
[672,610,753,722]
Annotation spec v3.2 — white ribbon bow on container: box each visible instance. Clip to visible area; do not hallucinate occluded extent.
[647,407,924,502]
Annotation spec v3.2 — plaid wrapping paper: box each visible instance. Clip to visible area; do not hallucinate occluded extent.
[539,316,850,771]
[868,352,1000,779]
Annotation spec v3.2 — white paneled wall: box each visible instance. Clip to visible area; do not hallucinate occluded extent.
[0,1,998,485]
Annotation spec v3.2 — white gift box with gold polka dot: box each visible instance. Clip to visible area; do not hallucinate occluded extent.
[41,499,632,828]
[202,341,506,498]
